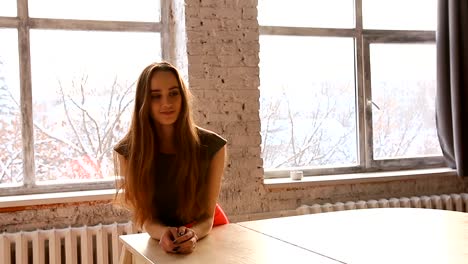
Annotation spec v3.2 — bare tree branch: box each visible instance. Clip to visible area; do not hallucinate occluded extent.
[107,77,118,117]
[33,122,83,153]
[77,76,99,154]
[285,95,298,166]
[101,81,134,152]
[0,149,22,183]
[59,80,87,153]
[68,93,101,154]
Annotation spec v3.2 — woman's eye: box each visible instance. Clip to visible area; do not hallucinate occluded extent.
[169,91,180,97]
[151,94,161,100]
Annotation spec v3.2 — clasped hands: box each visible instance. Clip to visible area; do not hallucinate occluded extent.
[159,226,198,254]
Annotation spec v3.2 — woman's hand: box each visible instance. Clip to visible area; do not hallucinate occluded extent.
[172,226,198,254]
[158,227,180,253]
[158,226,198,254]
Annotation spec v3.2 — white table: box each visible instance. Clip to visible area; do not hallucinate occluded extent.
[238,208,468,264]
[119,223,340,264]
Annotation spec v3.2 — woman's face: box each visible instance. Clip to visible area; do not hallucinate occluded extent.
[149,71,182,127]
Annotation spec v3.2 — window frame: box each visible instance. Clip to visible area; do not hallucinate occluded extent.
[0,0,169,195]
[260,0,444,179]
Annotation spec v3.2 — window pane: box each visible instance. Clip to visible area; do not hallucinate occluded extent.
[260,36,357,170]
[258,0,354,28]
[0,29,22,185]
[0,1,16,17]
[30,30,161,183]
[363,0,436,30]
[29,0,160,22]
[371,44,441,159]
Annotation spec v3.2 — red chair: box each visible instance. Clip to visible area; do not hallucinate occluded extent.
[213,203,229,226]
[185,203,229,228]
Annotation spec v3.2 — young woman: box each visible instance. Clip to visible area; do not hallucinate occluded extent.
[114,62,228,254]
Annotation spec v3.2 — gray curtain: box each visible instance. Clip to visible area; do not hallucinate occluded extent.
[436,0,468,177]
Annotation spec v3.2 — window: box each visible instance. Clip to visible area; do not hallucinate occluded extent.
[0,0,164,195]
[258,0,442,178]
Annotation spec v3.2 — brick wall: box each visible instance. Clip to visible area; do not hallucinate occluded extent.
[0,201,131,233]
[184,0,266,215]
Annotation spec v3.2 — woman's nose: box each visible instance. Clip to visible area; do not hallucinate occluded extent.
[162,96,173,106]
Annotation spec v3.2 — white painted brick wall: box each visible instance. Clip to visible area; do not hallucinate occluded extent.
[185,0,265,215]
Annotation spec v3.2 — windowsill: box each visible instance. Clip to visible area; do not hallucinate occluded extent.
[0,168,458,209]
[0,189,116,209]
[264,167,457,189]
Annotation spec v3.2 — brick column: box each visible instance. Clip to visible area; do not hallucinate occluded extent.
[184,0,265,216]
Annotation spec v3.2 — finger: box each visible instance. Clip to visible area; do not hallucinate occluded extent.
[172,246,180,253]
[160,230,172,245]
[161,242,179,254]
[175,244,194,254]
[168,227,179,242]
[159,238,174,253]
[177,226,187,237]
[159,229,177,252]
[176,247,194,254]
[173,229,195,244]
[175,236,197,250]
[175,237,197,254]
[173,234,191,244]
[160,244,175,253]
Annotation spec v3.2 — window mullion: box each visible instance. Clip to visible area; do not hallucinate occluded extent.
[361,37,374,169]
[363,30,435,42]
[354,0,370,169]
[259,26,355,37]
[160,0,188,77]
[0,17,18,27]
[29,18,161,32]
[355,0,363,30]
[160,0,172,62]
[17,0,36,188]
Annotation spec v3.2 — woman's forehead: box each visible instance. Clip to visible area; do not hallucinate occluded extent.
[150,71,179,91]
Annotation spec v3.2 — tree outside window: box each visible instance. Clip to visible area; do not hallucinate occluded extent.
[258,0,442,178]
[0,0,163,193]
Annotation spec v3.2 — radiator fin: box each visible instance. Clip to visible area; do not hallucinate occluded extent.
[297,193,468,215]
[0,221,136,264]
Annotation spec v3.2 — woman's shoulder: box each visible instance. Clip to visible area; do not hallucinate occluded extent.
[114,140,129,158]
[196,126,227,158]
[196,126,225,140]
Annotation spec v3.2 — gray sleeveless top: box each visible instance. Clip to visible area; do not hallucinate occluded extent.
[114,127,227,226]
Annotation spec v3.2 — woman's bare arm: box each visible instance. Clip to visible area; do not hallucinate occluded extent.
[143,220,173,240]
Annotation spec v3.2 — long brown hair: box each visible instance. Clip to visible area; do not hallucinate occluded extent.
[115,62,202,227]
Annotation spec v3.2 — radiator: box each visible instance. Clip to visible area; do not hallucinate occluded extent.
[296,193,468,215]
[0,222,137,264]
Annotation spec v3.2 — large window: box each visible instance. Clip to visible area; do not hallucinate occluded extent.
[0,0,164,195]
[258,0,442,178]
